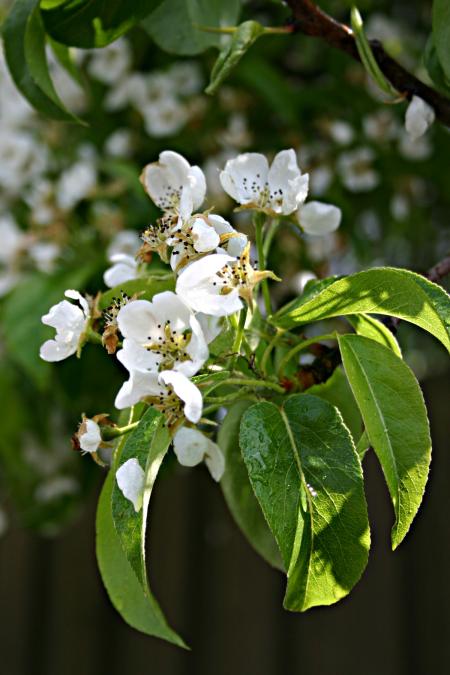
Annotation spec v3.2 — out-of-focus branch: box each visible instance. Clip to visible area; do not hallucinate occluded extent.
[285,0,450,127]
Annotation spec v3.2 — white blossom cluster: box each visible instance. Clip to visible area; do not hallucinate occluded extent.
[87,38,204,139]
[39,148,342,509]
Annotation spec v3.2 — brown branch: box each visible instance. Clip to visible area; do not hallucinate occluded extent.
[285,0,450,128]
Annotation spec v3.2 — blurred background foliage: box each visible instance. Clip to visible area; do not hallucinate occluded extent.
[0,0,448,541]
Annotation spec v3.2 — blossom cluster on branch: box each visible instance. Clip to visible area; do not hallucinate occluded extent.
[39,148,342,508]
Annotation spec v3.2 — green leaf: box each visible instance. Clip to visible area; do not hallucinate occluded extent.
[49,37,84,86]
[273,268,450,354]
[423,34,450,96]
[24,5,82,121]
[356,430,370,460]
[2,0,78,120]
[99,275,175,310]
[112,407,170,588]
[432,0,450,81]
[350,6,397,96]
[40,0,163,48]
[240,394,370,611]
[219,401,283,570]
[142,0,241,56]
[307,366,363,442]
[346,314,402,356]
[1,266,94,388]
[206,21,265,95]
[96,468,185,645]
[338,334,431,549]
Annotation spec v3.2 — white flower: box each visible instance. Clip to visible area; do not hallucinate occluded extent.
[29,241,60,273]
[398,130,432,161]
[103,254,139,288]
[173,427,225,481]
[57,161,97,210]
[105,128,133,157]
[107,230,141,259]
[116,291,208,377]
[40,290,89,362]
[219,149,309,215]
[337,148,379,192]
[88,38,131,84]
[297,201,342,236]
[405,96,435,140]
[35,476,79,503]
[115,369,202,425]
[176,253,243,316]
[309,166,332,196]
[79,419,102,454]
[0,129,48,195]
[169,213,247,272]
[176,248,278,317]
[141,151,206,220]
[0,214,26,264]
[143,99,190,138]
[167,62,202,96]
[25,179,56,226]
[116,458,145,512]
[328,120,354,146]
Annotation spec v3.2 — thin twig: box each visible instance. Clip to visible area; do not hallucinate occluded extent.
[285,0,450,127]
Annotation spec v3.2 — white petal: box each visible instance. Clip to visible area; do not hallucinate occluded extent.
[80,419,102,453]
[116,458,145,512]
[204,440,225,482]
[117,299,156,343]
[298,201,342,235]
[191,218,220,253]
[268,149,309,214]
[176,253,242,316]
[114,370,160,409]
[219,153,269,204]
[208,214,248,256]
[196,314,223,344]
[64,289,90,318]
[159,370,202,423]
[173,426,208,467]
[103,255,138,288]
[39,338,77,362]
[41,299,84,330]
[405,96,435,140]
[187,165,207,211]
[117,339,159,372]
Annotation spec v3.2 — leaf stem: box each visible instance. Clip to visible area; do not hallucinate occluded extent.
[254,213,272,316]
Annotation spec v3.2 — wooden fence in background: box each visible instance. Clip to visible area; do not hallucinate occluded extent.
[1,373,449,675]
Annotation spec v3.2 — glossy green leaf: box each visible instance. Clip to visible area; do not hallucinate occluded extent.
[432,0,450,81]
[143,0,241,56]
[2,0,77,120]
[307,366,363,441]
[219,401,283,570]
[24,5,82,121]
[1,266,95,388]
[338,334,431,549]
[273,268,450,354]
[423,34,450,96]
[96,468,185,645]
[41,0,163,48]
[206,21,265,95]
[112,407,170,588]
[99,276,175,310]
[347,314,402,356]
[240,395,370,610]
[356,430,370,460]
